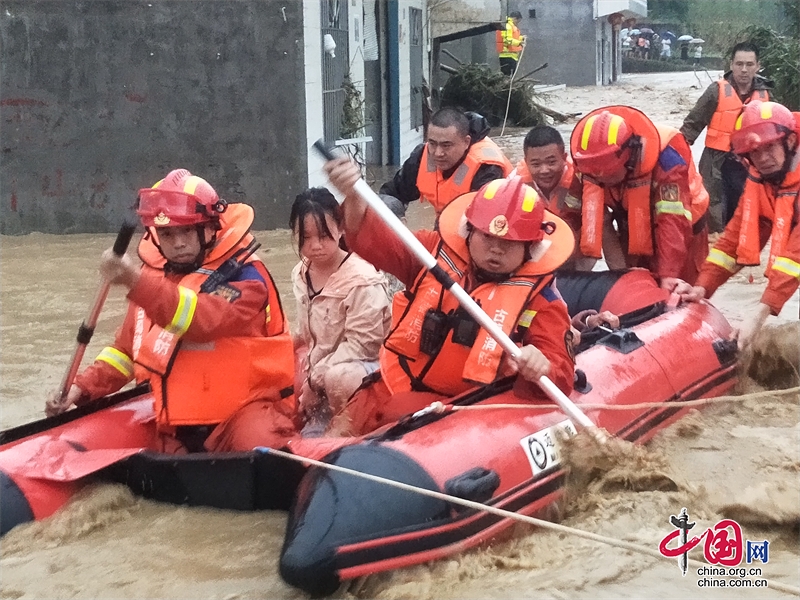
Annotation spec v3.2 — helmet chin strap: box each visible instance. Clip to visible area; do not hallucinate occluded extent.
[465,229,528,283]
[159,222,219,275]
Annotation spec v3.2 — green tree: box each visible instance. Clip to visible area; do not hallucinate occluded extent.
[647,0,690,24]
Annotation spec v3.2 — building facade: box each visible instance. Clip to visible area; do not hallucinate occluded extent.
[1,0,427,234]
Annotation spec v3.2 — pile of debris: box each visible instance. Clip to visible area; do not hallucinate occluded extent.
[440,63,555,127]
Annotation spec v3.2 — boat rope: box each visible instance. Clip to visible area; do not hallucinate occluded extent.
[411,386,800,417]
[500,40,526,137]
[259,447,800,596]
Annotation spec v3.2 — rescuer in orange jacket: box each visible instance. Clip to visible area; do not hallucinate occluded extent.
[326,156,576,436]
[570,105,710,293]
[379,108,513,219]
[685,101,800,350]
[512,125,595,271]
[681,41,772,233]
[45,169,297,453]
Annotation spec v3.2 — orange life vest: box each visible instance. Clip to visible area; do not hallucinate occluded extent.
[133,205,295,427]
[735,155,800,268]
[706,81,770,152]
[380,240,553,396]
[513,157,580,217]
[417,138,513,214]
[580,125,709,258]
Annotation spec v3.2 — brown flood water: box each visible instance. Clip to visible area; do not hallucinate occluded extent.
[2,223,798,599]
[2,71,799,599]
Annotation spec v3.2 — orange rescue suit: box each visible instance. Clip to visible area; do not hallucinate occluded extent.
[580,124,709,259]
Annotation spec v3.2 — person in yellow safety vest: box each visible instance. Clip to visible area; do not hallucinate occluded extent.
[379,108,513,220]
[685,101,800,351]
[496,10,525,76]
[680,41,772,233]
[45,169,298,453]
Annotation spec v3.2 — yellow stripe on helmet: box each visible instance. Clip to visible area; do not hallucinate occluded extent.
[607,115,624,146]
[182,175,204,196]
[521,187,537,212]
[760,102,774,120]
[580,115,598,150]
[482,179,504,200]
[734,113,744,131]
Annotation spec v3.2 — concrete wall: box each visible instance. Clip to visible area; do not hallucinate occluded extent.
[1,1,307,234]
[509,0,597,87]
[430,0,500,38]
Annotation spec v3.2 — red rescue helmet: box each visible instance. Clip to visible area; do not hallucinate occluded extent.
[464,177,546,242]
[571,110,635,180]
[731,101,798,156]
[137,169,226,227]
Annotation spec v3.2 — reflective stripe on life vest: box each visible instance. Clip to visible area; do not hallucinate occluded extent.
[96,346,134,378]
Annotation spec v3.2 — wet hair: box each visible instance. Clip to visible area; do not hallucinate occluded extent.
[509,11,522,19]
[523,126,565,153]
[430,108,470,137]
[731,41,759,61]
[289,187,346,251]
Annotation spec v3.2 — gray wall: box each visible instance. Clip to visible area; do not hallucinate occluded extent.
[509,0,597,86]
[1,1,306,234]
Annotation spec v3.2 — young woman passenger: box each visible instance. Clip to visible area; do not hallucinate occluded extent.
[290,188,392,436]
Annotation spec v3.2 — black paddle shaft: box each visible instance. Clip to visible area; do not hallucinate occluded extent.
[59,222,137,399]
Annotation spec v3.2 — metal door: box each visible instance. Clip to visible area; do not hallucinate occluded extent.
[409,7,423,129]
[322,0,349,142]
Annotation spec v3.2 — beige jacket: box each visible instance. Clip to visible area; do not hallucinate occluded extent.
[292,252,391,391]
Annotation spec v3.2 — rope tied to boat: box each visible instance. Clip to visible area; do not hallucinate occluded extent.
[260,446,800,597]
[413,386,800,415]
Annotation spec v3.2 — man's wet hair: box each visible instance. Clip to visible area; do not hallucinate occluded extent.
[430,108,470,137]
[731,41,759,61]
[523,126,565,153]
[509,11,522,19]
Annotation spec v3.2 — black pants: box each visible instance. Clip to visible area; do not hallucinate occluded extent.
[500,57,518,76]
[720,155,748,226]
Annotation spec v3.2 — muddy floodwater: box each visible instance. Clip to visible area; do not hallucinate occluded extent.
[2,71,799,598]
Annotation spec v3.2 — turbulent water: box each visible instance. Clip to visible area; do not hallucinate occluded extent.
[2,71,799,598]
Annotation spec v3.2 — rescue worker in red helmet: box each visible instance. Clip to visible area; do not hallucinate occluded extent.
[685,101,800,350]
[45,169,298,453]
[570,106,710,293]
[323,156,576,436]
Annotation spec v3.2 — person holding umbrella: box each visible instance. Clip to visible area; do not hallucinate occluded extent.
[680,41,773,234]
[677,34,693,60]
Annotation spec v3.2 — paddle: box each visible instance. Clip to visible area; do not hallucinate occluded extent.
[56,222,137,403]
[314,141,602,437]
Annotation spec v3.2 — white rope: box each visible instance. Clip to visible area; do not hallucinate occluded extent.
[500,38,526,137]
[261,447,800,596]
[443,386,800,413]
